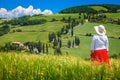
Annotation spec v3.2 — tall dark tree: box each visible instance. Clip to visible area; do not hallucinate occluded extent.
[71,28,74,37]
[54,47,62,55]
[61,17,66,22]
[72,40,75,48]
[78,16,81,19]
[48,32,56,43]
[75,36,80,46]
[53,39,58,47]
[0,24,10,36]
[27,42,34,53]
[59,39,62,48]
[67,40,71,48]
[46,44,48,54]
[42,43,45,53]
[57,31,61,38]
[68,23,71,29]
[48,33,51,42]
[2,24,10,34]
[68,16,71,23]
[37,41,42,53]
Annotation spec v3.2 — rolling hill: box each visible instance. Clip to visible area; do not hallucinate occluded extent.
[59,4,120,13]
[0,7,120,59]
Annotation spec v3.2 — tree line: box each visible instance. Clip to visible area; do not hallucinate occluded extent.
[48,15,81,54]
[0,24,10,36]
[0,41,49,54]
[59,4,120,14]
[2,16,47,26]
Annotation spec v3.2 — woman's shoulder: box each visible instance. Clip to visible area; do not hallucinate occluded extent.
[93,34,98,38]
[92,34,98,40]
[93,34,108,39]
[93,34,107,37]
[104,35,108,39]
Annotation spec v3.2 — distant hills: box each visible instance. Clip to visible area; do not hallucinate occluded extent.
[59,4,120,14]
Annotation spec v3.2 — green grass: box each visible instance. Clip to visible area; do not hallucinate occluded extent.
[105,13,120,19]
[61,36,91,59]
[30,14,79,21]
[0,32,49,45]
[11,21,67,32]
[74,22,120,38]
[0,52,120,80]
[89,6,108,11]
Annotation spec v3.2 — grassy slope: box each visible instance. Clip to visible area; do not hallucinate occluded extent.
[0,14,79,46]
[61,22,120,59]
[104,13,120,18]
[30,14,79,21]
[11,21,67,32]
[0,13,120,59]
[89,6,108,11]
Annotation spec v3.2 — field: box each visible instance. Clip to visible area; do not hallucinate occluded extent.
[104,13,120,19]
[0,52,120,80]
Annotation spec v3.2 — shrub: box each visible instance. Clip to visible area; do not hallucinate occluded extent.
[86,33,92,36]
[16,29,22,32]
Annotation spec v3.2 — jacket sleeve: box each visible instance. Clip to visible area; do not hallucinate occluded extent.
[105,36,109,51]
[91,36,95,50]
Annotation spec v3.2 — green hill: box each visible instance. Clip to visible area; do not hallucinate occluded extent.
[59,4,120,13]
[0,13,120,59]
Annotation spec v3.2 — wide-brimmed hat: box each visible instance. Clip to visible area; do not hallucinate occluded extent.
[94,25,106,35]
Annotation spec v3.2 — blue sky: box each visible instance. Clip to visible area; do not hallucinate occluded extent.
[0,0,120,18]
[1,0,120,13]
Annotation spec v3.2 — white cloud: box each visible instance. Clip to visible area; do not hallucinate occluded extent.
[0,5,53,18]
[42,9,53,15]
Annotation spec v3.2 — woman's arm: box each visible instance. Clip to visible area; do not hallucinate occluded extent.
[90,37,95,57]
[91,36,95,52]
[105,36,109,51]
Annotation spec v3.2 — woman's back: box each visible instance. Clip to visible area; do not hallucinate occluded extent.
[93,34,108,50]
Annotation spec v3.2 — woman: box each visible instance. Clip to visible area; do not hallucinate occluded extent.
[90,25,110,68]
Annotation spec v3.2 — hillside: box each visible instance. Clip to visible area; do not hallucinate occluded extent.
[0,13,120,59]
[59,4,120,13]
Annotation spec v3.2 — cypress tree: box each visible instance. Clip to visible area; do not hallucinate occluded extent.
[54,47,62,55]
[59,39,62,48]
[46,44,48,54]
[37,41,42,53]
[71,28,74,37]
[42,43,45,53]
[72,40,75,48]
[75,36,80,46]
[68,40,71,48]
[53,39,58,47]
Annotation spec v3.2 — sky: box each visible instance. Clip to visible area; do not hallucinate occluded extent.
[0,0,120,18]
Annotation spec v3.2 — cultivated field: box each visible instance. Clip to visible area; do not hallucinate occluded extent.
[0,53,120,80]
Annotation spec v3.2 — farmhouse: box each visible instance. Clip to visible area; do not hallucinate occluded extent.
[12,42,24,47]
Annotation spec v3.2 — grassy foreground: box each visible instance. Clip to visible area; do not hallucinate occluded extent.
[0,52,120,80]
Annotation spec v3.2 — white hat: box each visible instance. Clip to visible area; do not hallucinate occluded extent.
[94,25,106,35]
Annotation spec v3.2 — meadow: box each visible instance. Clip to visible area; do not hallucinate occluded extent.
[0,52,120,80]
